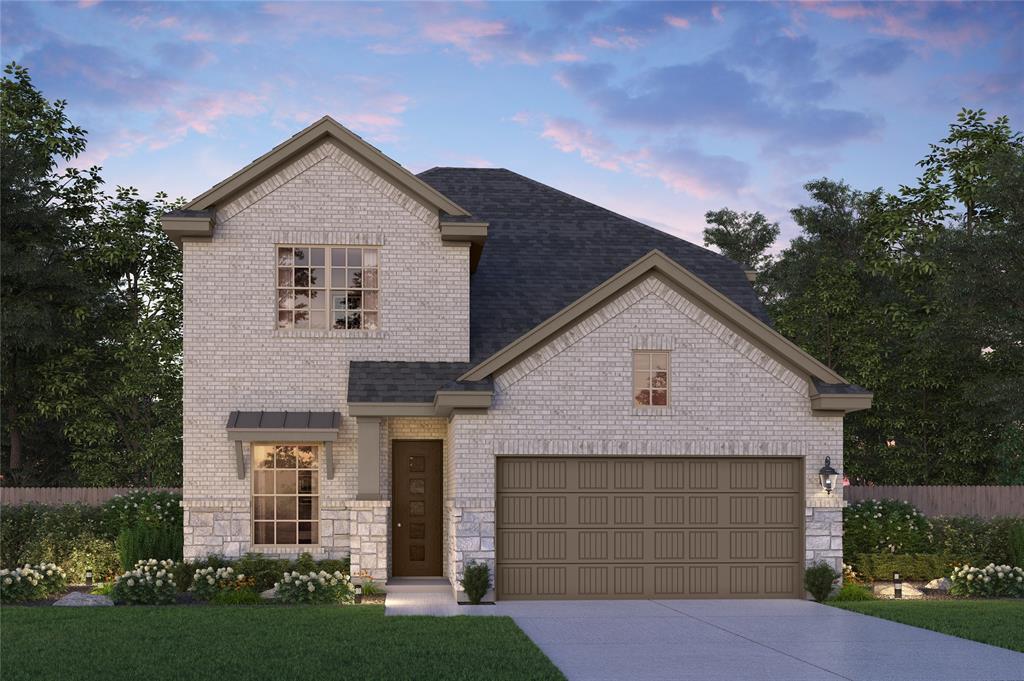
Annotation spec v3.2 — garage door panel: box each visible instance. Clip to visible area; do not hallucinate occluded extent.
[497,457,804,600]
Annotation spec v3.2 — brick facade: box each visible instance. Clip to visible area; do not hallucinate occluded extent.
[181,142,468,559]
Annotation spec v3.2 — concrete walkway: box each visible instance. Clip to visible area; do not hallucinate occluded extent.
[495,599,1024,681]
[384,591,500,616]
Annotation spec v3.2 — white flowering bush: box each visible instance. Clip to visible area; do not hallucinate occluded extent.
[111,559,178,605]
[0,563,66,602]
[100,491,183,537]
[843,500,933,556]
[275,570,352,604]
[950,563,1024,598]
[189,566,253,600]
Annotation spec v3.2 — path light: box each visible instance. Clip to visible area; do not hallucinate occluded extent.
[893,572,902,599]
[354,583,363,604]
[85,569,93,587]
[818,457,839,495]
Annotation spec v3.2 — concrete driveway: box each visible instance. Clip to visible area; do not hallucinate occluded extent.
[495,599,1024,681]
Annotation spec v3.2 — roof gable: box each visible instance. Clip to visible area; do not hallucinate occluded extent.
[185,117,470,217]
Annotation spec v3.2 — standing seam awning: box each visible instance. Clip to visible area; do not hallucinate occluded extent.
[225,411,341,480]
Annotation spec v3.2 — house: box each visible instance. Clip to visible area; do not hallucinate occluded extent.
[162,116,871,600]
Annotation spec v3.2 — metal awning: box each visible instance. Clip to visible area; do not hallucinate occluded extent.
[225,411,341,479]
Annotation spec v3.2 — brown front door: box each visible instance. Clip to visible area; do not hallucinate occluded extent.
[392,440,443,576]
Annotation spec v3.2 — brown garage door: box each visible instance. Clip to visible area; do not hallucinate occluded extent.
[496,457,804,600]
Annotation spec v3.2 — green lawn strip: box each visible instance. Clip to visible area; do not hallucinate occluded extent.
[831,600,1024,653]
[0,605,565,681]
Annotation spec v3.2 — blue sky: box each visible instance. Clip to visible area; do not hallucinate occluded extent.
[2,1,1021,246]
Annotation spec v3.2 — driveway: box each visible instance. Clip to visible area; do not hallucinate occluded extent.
[495,599,1024,681]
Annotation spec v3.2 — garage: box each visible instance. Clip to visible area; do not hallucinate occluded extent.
[496,457,804,599]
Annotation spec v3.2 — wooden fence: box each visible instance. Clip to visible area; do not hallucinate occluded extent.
[0,487,182,507]
[845,485,1024,518]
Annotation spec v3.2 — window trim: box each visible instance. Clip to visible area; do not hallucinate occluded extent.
[274,244,381,332]
[632,350,671,408]
[251,443,322,548]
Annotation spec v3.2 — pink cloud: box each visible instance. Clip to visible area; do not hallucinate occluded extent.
[590,33,640,50]
[553,52,586,63]
[422,19,507,63]
[665,15,690,29]
[541,118,622,171]
[157,16,180,29]
[182,31,214,43]
[711,5,724,22]
[799,1,990,51]
[77,0,100,8]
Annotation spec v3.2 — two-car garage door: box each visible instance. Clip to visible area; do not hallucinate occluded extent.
[496,457,804,600]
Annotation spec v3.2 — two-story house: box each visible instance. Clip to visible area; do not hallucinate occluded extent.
[162,116,870,600]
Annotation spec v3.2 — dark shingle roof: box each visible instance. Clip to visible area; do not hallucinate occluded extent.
[417,168,771,364]
[812,380,871,395]
[164,209,215,219]
[348,362,491,403]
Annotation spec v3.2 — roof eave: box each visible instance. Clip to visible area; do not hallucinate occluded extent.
[161,215,214,247]
[810,391,874,414]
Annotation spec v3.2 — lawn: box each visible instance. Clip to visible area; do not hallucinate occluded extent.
[832,600,1024,652]
[0,604,565,681]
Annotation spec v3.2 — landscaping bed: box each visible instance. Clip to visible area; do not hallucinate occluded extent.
[831,600,1024,653]
[1,605,566,681]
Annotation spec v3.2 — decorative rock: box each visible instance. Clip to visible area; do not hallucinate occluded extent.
[873,583,924,599]
[53,592,114,607]
[260,587,277,600]
[924,577,951,592]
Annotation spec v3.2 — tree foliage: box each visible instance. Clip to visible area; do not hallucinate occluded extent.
[1,63,183,485]
[702,208,781,272]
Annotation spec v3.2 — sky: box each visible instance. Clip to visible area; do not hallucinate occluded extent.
[2,1,1021,247]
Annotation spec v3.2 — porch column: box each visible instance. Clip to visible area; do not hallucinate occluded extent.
[356,417,382,500]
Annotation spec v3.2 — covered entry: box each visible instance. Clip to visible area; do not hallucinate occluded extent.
[496,457,804,599]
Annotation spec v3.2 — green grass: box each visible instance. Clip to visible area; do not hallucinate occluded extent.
[832,600,1024,652]
[0,605,565,681]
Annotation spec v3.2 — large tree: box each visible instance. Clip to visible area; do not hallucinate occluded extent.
[1,63,184,485]
[702,208,780,272]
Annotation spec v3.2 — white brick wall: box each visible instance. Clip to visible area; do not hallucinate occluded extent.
[182,142,468,559]
[446,276,846,584]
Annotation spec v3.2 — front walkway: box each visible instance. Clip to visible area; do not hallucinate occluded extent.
[495,599,1024,681]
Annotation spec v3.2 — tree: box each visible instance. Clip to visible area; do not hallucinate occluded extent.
[703,208,780,271]
[1,63,184,485]
[1,63,103,482]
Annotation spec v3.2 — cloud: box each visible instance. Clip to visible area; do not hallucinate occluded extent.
[422,18,509,63]
[531,116,748,198]
[557,59,879,147]
[836,38,911,77]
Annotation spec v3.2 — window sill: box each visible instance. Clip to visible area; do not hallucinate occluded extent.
[631,405,674,417]
[250,544,322,551]
[272,328,387,340]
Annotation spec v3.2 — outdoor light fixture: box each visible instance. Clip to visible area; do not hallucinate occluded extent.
[354,583,363,604]
[893,572,902,599]
[84,569,93,587]
[818,456,839,495]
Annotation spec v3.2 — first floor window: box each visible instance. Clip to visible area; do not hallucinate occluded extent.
[634,351,670,406]
[277,245,379,330]
[253,444,319,545]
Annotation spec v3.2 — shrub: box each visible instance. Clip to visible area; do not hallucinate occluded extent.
[930,517,1024,566]
[116,522,183,571]
[235,553,287,592]
[275,570,352,604]
[1010,524,1024,568]
[949,564,1024,598]
[189,566,253,600]
[210,589,262,605]
[111,559,178,605]
[360,576,382,597]
[91,581,115,596]
[99,491,183,539]
[830,582,874,602]
[843,500,933,557]
[63,536,122,583]
[804,561,839,602]
[0,563,67,602]
[854,553,955,582]
[460,561,491,604]
[291,552,318,575]
[0,505,48,567]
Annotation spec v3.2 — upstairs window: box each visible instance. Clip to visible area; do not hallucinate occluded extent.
[634,351,669,406]
[277,246,379,330]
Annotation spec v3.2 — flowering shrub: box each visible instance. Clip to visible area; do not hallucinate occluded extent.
[275,570,352,604]
[111,559,178,605]
[843,500,933,557]
[949,564,1024,598]
[0,563,67,602]
[100,491,183,537]
[189,566,253,600]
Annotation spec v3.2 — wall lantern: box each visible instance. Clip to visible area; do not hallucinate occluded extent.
[818,457,839,495]
[893,572,902,599]
[84,569,94,587]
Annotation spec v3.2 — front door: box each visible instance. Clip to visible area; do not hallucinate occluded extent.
[392,440,443,576]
